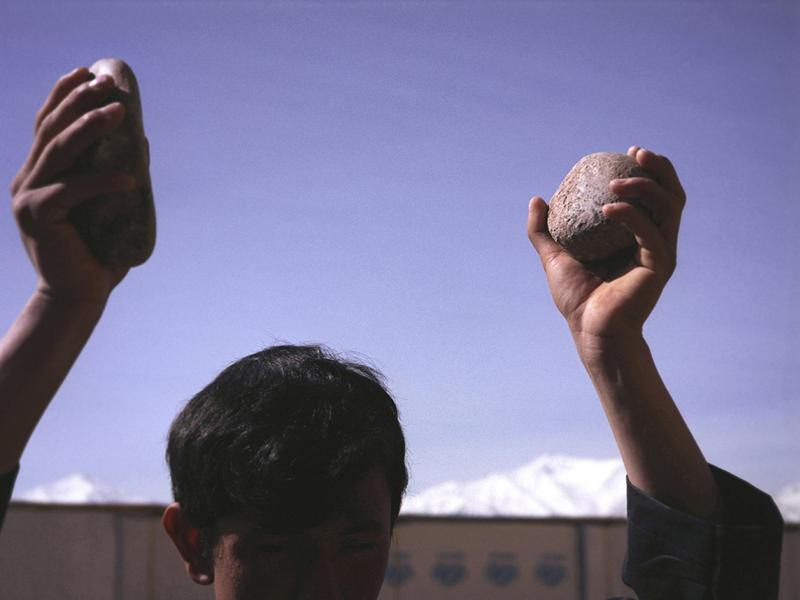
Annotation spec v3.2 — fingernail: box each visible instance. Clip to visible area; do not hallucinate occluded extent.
[89,74,112,87]
[99,102,122,115]
[601,203,616,216]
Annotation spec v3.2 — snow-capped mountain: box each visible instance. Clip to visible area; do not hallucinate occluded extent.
[402,454,800,523]
[776,482,800,523]
[401,454,627,518]
[15,473,152,504]
[13,459,800,523]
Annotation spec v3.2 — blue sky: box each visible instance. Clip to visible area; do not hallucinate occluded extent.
[1,1,798,500]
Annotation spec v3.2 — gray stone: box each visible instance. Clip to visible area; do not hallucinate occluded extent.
[70,58,156,267]
[547,152,654,262]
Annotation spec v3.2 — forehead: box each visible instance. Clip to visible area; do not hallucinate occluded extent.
[217,469,392,539]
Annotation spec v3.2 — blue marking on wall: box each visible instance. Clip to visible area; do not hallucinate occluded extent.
[484,552,519,587]
[535,553,568,587]
[431,552,467,587]
[385,552,414,588]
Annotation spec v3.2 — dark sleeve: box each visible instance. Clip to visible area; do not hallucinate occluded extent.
[0,464,19,531]
[622,465,784,600]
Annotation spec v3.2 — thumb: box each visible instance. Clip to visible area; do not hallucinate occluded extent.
[527,196,563,263]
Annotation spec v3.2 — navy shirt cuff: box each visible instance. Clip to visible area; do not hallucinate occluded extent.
[622,464,783,600]
[0,464,20,531]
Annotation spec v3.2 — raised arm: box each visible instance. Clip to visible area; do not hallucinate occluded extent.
[528,147,784,598]
[527,146,722,518]
[0,67,135,478]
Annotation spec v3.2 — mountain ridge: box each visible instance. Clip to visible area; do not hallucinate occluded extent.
[14,455,800,522]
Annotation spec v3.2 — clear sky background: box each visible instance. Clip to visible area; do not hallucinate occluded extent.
[1,1,798,502]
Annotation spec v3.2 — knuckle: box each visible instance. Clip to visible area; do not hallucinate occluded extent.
[54,128,75,152]
[39,110,56,136]
[65,84,85,106]
[86,106,119,132]
[83,106,106,124]
[43,137,63,162]
[36,142,63,176]
[13,185,63,231]
[11,191,33,223]
[78,84,114,114]
[78,111,104,135]
[77,79,101,100]
[58,84,92,118]
[33,109,46,132]
[9,172,25,197]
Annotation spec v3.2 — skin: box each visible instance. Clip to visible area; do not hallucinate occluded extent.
[528,146,721,519]
[1,68,136,474]
[3,67,722,597]
[162,470,392,600]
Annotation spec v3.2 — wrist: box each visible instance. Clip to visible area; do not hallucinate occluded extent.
[29,287,108,322]
[571,330,649,369]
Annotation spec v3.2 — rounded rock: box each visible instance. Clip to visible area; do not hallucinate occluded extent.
[70,58,156,267]
[547,152,654,262]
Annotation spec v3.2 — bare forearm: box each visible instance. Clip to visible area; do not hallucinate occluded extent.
[575,332,721,520]
[0,292,106,473]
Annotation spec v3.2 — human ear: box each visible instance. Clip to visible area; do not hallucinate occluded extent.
[162,502,214,585]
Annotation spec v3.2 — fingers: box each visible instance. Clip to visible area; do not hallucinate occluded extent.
[33,67,91,133]
[610,176,683,247]
[28,73,117,170]
[609,174,673,217]
[602,202,673,274]
[25,102,126,189]
[12,68,119,196]
[611,147,686,249]
[527,196,564,262]
[631,147,686,201]
[13,171,136,231]
[11,68,91,196]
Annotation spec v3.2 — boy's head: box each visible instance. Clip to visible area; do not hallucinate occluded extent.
[162,345,408,600]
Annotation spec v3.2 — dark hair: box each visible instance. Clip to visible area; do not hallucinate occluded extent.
[166,345,408,553]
